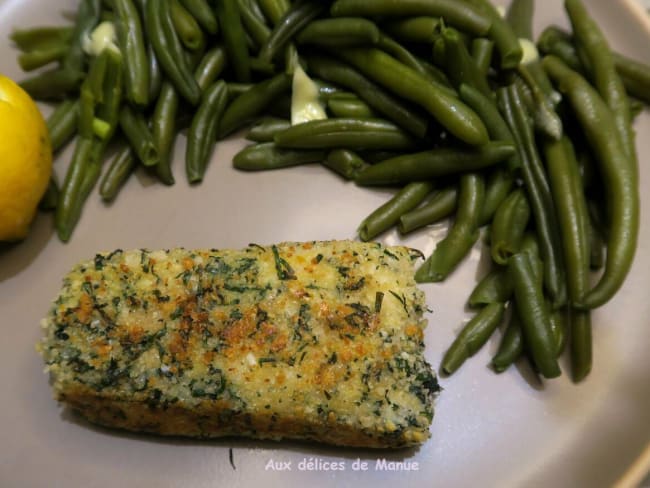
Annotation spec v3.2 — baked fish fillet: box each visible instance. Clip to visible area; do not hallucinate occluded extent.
[39,240,438,448]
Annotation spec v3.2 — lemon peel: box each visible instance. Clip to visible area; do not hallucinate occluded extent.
[0,74,52,241]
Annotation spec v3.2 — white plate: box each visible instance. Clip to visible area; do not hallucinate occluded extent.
[1,1,649,486]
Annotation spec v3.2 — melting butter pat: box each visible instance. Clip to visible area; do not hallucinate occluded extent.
[519,38,539,65]
[83,21,118,56]
[291,65,327,125]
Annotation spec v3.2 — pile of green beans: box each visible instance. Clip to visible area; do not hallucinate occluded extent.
[13,0,646,385]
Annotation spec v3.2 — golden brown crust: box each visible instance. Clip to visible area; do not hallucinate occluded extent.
[39,241,438,448]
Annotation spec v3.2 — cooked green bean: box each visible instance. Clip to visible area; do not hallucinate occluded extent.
[63,0,102,73]
[69,142,111,236]
[458,83,519,225]
[614,52,650,105]
[94,48,124,140]
[11,26,73,51]
[490,188,531,266]
[431,34,446,67]
[512,74,535,113]
[549,306,568,357]
[46,100,79,153]
[242,0,270,24]
[511,2,560,131]
[238,0,272,46]
[186,81,229,183]
[499,84,566,307]
[336,48,489,145]
[246,117,291,142]
[258,0,290,25]
[297,17,380,46]
[418,57,455,88]
[415,173,484,283]
[358,182,433,241]
[376,33,430,78]
[544,136,590,305]
[330,0,492,37]
[355,141,514,185]
[508,252,561,379]
[360,151,403,163]
[180,0,219,34]
[520,232,544,284]
[194,46,228,91]
[286,42,301,72]
[471,38,494,77]
[119,105,159,167]
[305,54,429,138]
[327,95,376,118]
[468,267,511,308]
[219,72,292,136]
[79,50,109,139]
[145,0,201,104]
[544,55,639,309]
[285,43,300,76]
[249,57,276,75]
[39,22,113,242]
[382,17,439,43]
[505,0,534,41]
[570,309,592,382]
[470,232,542,306]
[19,68,84,101]
[170,0,205,51]
[151,82,179,185]
[259,0,325,63]
[516,64,563,140]
[479,168,516,227]
[463,0,523,69]
[323,149,369,180]
[147,42,162,104]
[441,27,492,98]
[99,146,136,202]
[115,0,149,105]
[398,186,457,234]
[233,142,326,170]
[55,138,96,242]
[537,26,584,71]
[18,44,69,71]
[526,61,558,103]
[227,82,254,97]
[441,302,505,375]
[274,118,417,151]
[566,0,634,161]
[95,118,112,142]
[492,305,524,373]
[323,91,357,102]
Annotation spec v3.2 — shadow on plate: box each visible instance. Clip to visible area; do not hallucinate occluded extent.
[59,406,422,462]
[0,211,54,282]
